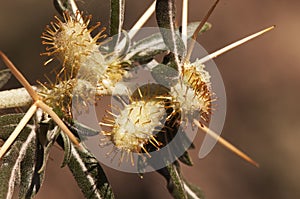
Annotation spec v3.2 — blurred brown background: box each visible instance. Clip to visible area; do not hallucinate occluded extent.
[1,0,299,198]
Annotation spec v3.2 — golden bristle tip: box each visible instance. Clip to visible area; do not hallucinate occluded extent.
[170,64,212,125]
[40,11,106,81]
[99,90,168,163]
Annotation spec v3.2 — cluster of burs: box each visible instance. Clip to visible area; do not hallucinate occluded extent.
[40,11,212,162]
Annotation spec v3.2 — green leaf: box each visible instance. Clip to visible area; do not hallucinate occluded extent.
[68,120,99,137]
[165,162,188,199]
[0,112,114,199]
[128,22,211,62]
[156,0,185,69]
[19,130,42,199]
[64,143,115,199]
[151,64,178,87]
[183,179,205,199]
[0,113,64,199]
[155,0,184,51]
[20,115,59,199]
[37,124,61,174]
[185,21,212,37]
[0,140,24,199]
[178,151,193,167]
[59,128,72,168]
[0,113,30,129]
[53,0,79,18]
[168,164,187,199]
[109,0,125,48]
[157,161,205,199]
[0,69,11,89]
[0,114,40,199]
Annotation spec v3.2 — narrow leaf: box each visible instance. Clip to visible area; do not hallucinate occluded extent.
[0,113,58,199]
[0,141,23,199]
[0,69,11,89]
[183,180,205,199]
[67,121,99,137]
[62,142,115,199]
[156,0,185,69]
[151,64,178,87]
[37,123,61,173]
[178,151,193,166]
[157,161,204,199]
[110,0,125,48]
[59,128,72,168]
[0,121,37,199]
[159,162,188,199]
[53,0,80,17]
[19,130,41,199]
[128,22,211,62]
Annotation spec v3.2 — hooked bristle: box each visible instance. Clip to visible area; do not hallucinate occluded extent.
[37,78,96,119]
[41,11,132,96]
[100,99,166,154]
[41,12,107,79]
[99,84,172,165]
[39,11,132,119]
[170,62,212,124]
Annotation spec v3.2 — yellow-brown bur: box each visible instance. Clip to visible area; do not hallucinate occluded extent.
[170,64,212,124]
[41,12,107,79]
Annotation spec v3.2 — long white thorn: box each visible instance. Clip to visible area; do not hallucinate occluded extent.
[198,26,275,64]
[193,119,259,167]
[182,0,188,47]
[128,1,156,39]
[0,103,38,159]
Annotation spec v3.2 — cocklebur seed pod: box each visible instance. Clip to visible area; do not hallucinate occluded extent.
[169,61,212,124]
[99,84,172,163]
[41,12,106,77]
